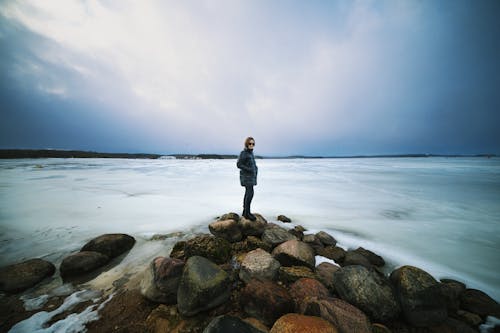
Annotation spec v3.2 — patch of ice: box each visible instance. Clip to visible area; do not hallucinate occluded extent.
[480,316,500,333]
[22,294,49,311]
[8,290,113,333]
[315,255,340,267]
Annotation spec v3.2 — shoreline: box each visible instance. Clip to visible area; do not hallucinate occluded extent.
[1,213,499,332]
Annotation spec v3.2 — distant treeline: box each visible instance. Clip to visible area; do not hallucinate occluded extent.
[0,149,496,160]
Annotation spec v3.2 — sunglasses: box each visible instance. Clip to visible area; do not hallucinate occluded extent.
[248,142,255,146]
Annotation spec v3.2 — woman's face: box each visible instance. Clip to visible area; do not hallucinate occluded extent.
[247,140,255,150]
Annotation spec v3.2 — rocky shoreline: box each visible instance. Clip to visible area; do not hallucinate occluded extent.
[1,213,500,332]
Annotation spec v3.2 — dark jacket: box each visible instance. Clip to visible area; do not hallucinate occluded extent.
[237,148,258,186]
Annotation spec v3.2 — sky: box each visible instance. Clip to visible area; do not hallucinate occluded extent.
[1,0,499,156]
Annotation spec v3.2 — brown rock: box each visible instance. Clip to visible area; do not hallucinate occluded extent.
[300,297,372,333]
[239,215,267,237]
[209,219,243,243]
[81,233,135,259]
[315,231,337,246]
[262,227,297,247]
[60,251,109,278]
[184,234,231,264]
[456,310,483,327]
[460,288,500,318]
[145,304,211,333]
[289,278,330,310]
[272,240,315,269]
[440,281,465,313]
[0,258,55,293]
[169,240,186,260]
[343,251,372,268]
[372,323,391,333]
[277,215,292,223]
[270,313,338,333]
[218,212,240,221]
[278,266,316,284]
[232,236,272,254]
[240,279,294,326]
[239,248,281,283]
[303,234,324,252]
[429,317,478,333]
[353,247,385,267]
[315,262,339,293]
[316,246,346,263]
[140,257,185,304]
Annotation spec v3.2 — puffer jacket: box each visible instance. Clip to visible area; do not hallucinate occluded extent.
[237,148,258,186]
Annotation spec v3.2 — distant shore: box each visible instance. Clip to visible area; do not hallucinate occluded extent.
[0,149,496,160]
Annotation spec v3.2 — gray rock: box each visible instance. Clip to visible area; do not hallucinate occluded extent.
[184,234,231,264]
[333,265,400,322]
[353,247,385,267]
[238,216,267,237]
[390,265,447,327]
[315,262,339,293]
[315,231,337,246]
[218,212,240,221]
[303,234,324,252]
[300,297,372,333]
[272,240,315,269]
[343,250,372,268]
[460,288,500,318]
[209,219,243,243]
[316,246,346,263]
[177,256,230,316]
[239,248,281,283]
[0,258,55,293]
[203,315,266,333]
[262,226,297,247]
[81,233,135,259]
[140,257,184,303]
[60,251,109,278]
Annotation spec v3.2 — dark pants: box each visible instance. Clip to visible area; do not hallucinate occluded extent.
[243,185,254,213]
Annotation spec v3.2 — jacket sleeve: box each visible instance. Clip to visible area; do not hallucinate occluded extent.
[237,152,253,172]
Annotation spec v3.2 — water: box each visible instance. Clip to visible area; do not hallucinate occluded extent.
[1,157,499,303]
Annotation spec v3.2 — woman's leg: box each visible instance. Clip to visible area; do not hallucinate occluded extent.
[243,185,255,220]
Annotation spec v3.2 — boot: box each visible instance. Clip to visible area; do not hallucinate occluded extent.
[247,212,256,221]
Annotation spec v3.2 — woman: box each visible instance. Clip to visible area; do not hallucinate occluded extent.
[237,137,258,221]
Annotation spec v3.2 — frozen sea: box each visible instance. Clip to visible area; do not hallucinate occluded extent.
[1,156,499,304]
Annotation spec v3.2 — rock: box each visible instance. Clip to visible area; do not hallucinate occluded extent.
[315,231,337,246]
[316,246,346,263]
[140,257,184,304]
[441,278,466,289]
[353,247,385,267]
[303,234,324,252]
[239,248,281,283]
[184,234,232,264]
[81,233,135,259]
[372,323,391,333]
[146,304,211,333]
[240,279,294,326]
[456,310,483,327]
[390,265,447,327]
[300,297,372,333]
[243,318,270,333]
[262,227,297,247]
[209,219,243,243]
[232,236,272,254]
[270,313,338,333]
[315,262,339,293]
[440,280,465,313]
[278,266,316,284]
[0,259,56,293]
[60,251,109,278]
[203,315,267,333]
[343,251,372,268]
[277,215,292,223]
[238,216,267,237]
[177,256,231,316]
[218,212,240,221]
[460,288,500,318]
[272,240,315,269]
[169,240,187,260]
[288,226,304,240]
[289,278,330,310]
[429,317,478,333]
[333,265,400,322]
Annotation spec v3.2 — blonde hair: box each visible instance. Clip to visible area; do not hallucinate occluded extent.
[244,137,255,148]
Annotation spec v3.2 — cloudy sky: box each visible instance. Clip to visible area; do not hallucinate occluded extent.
[1,1,499,156]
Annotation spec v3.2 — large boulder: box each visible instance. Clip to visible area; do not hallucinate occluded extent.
[218,212,240,221]
[316,231,337,246]
[232,236,272,254]
[390,265,447,327]
[289,278,330,310]
[270,313,338,333]
[440,280,466,313]
[333,265,400,322]
[303,234,324,252]
[272,240,315,269]
[177,256,231,316]
[429,317,479,333]
[60,251,109,278]
[238,215,267,237]
[300,297,372,333]
[353,247,385,267]
[209,219,242,243]
[460,288,500,318]
[0,258,55,293]
[262,226,297,247]
[315,262,339,293]
[342,251,372,268]
[240,279,294,326]
[140,257,184,304]
[239,248,281,283]
[203,315,267,333]
[81,233,135,259]
[184,235,231,264]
